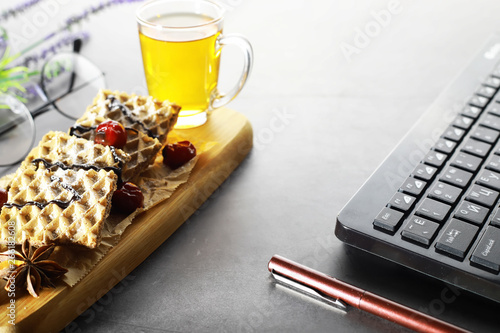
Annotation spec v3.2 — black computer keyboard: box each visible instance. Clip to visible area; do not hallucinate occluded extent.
[336,35,500,303]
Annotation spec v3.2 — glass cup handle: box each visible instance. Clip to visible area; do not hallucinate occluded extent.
[210,33,253,110]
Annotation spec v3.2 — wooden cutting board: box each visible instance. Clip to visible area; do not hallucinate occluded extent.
[0,108,253,333]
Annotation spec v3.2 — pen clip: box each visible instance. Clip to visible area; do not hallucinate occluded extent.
[271,270,348,312]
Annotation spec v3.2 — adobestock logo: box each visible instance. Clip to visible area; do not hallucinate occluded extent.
[340,0,403,63]
[10,0,71,49]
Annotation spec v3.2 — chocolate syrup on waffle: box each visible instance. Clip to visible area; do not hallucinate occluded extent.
[30,157,123,180]
[69,124,96,138]
[107,95,159,139]
[4,176,82,210]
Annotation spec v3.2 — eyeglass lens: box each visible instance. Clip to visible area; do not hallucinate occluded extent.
[41,52,106,120]
[0,52,105,168]
[0,95,35,167]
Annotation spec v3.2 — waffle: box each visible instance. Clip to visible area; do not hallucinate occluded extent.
[118,130,162,182]
[72,90,179,181]
[77,89,179,145]
[21,131,130,174]
[71,123,161,182]
[0,165,117,248]
[0,90,180,248]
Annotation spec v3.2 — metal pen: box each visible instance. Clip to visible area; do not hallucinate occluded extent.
[268,255,470,333]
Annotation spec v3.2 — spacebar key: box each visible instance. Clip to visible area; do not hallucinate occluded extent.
[470,226,500,273]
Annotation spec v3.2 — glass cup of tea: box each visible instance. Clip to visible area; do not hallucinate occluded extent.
[136,0,253,129]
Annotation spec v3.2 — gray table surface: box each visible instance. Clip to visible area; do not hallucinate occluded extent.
[1,0,500,332]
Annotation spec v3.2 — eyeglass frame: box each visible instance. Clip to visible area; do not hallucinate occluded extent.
[0,38,106,168]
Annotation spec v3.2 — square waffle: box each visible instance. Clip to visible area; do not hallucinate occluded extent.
[72,90,179,181]
[76,89,179,145]
[0,165,117,248]
[21,131,130,175]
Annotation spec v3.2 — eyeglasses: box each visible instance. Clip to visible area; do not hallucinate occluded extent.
[0,42,106,167]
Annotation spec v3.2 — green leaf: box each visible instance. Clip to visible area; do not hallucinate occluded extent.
[0,45,37,101]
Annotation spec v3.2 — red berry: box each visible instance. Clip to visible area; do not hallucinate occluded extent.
[162,141,196,170]
[94,120,127,149]
[112,182,144,214]
[0,188,7,208]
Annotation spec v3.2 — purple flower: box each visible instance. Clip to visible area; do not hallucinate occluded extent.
[64,0,145,29]
[0,0,43,22]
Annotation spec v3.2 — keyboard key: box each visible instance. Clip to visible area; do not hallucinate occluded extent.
[450,152,482,172]
[401,216,440,247]
[373,207,404,233]
[487,102,500,117]
[492,140,500,155]
[442,126,465,142]
[491,66,500,78]
[476,169,500,191]
[469,95,489,108]
[491,67,500,79]
[452,115,474,130]
[461,138,491,158]
[439,166,473,188]
[470,226,500,272]
[484,154,500,173]
[412,164,437,181]
[436,219,479,260]
[423,151,447,168]
[476,85,496,98]
[428,182,462,205]
[481,113,500,131]
[490,209,500,227]
[400,177,427,196]
[465,185,499,208]
[461,105,482,118]
[470,126,499,144]
[433,139,456,154]
[388,192,416,212]
[416,198,451,223]
[454,200,489,225]
[484,76,500,89]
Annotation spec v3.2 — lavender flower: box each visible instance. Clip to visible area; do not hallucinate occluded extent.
[65,0,145,29]
[11,0,143,65]
[0,0,44,22]
[1,0,144,101]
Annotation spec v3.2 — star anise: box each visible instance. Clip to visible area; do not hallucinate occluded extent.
[0,240,68,298]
